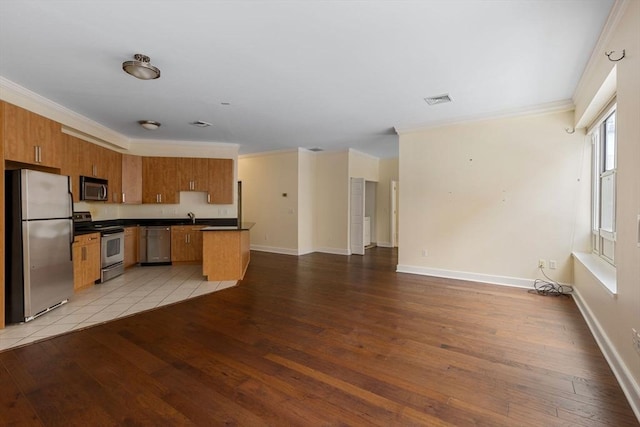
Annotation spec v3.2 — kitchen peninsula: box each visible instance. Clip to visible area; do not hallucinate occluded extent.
[202,223,253,281]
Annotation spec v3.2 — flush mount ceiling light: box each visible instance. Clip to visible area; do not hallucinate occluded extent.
[424,93,453,105]
[190,120,213,127]
[122,54,161,80]
[138,120,161,130]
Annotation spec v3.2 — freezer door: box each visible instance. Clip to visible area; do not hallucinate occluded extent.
[22,218,74,318]
[21,170,72,220]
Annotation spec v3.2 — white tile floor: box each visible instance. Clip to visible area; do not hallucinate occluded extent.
[0,264,237,352]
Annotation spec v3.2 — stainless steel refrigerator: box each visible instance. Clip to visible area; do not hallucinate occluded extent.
[5,169,74,323]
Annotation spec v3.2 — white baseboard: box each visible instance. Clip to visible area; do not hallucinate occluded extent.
[376,241,394,248]
[315,247,351,256]
[572,287,640,421]
[395,264,534,289]
[250,245,299,256]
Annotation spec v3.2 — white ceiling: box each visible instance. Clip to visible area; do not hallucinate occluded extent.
[0,0,614,158]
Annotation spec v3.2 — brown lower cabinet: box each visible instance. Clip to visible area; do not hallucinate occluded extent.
[171,226,204,263]
[72,233,101,291]
[124,226,139,268]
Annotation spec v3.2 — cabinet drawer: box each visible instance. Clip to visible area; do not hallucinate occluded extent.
[124,226,138,236]
[74,233,100,245]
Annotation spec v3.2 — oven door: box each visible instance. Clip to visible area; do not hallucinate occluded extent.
[101,231,125,267]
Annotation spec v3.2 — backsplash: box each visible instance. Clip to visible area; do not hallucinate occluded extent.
[74,191,237,221]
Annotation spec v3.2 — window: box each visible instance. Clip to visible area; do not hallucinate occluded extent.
[590,104,616,265]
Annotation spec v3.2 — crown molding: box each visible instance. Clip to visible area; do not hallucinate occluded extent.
[394,99,574,135]
[0,76,131,150]
[573,0,631,103]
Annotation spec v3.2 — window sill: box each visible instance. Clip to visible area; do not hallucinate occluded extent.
[572,252,617,295]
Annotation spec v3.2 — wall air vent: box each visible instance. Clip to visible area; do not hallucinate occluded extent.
[424,94,453,105]
[190,120,212,127]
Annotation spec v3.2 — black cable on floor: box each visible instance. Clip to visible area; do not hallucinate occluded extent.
[528,267,573,297]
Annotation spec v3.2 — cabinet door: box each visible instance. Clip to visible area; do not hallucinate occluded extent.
[86,240,101,283]
[177,158,194,191]
[124,227,138,267]
[3,102,62,168]
[142,157,178,204]
[75,138,97,177]
[104,149,122,203]
[207,158,233,204]
[72,233,100,290]
[170,226,189,262]
[72,242,84,291]
[60,134,82,202]
[122,154,142,204]
[178,158,209,192]
[31,112,62,168]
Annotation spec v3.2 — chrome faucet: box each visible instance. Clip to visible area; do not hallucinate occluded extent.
[187,212,196,224]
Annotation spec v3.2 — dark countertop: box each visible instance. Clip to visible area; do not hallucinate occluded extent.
[74,217,239,236]
[201,222,255,231]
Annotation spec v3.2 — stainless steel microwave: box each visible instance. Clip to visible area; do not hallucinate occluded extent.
[80,176,108,201]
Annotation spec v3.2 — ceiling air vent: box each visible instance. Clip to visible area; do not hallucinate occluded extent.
[424,94,453,105]
[190,120,212,127]
[308,147,323,152]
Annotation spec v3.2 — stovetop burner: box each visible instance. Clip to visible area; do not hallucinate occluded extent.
[73,211,124,235]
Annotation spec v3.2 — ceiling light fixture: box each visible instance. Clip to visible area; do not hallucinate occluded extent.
[122,54,161,80]
[190,120,212,127]
[138,120,161,130]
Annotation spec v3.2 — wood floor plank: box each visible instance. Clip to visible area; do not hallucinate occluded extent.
[0,248,637,426]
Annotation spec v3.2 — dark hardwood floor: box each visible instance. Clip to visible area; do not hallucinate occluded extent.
[1,248,637,426]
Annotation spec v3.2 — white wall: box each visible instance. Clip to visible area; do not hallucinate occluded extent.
[397,110,584,286]
[238,150,299,254]
[376,158,399,247]
[571,0,640,410]
[298,149,316,254]
[315,151,350,254]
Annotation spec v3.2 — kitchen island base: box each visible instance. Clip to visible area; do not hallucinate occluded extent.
[202,226,251,281]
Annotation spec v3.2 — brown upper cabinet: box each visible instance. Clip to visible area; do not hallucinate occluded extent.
[121,154,142,204]
[61,134,122,203]
[3,102,62,168]
[207,158,233,204]
[142,156,178,204]
[177,157,209,192]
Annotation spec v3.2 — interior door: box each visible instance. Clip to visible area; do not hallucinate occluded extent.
[350,177,365,255]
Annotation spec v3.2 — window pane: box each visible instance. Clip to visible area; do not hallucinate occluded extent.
[601,238,615,263]
[600,173,615,232]
[604,112,616,171]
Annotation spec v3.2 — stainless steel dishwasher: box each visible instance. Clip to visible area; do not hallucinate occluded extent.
[139,226,171,265]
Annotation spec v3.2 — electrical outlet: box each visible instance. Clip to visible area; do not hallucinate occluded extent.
[421,249,428,257]
[538,259,546,269]
[549,260,557,269]
[632,328,640,356]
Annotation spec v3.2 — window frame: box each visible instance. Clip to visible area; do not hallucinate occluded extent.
[589,101,617,266]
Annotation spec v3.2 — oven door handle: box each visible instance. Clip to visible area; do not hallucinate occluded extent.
[101,230,124,237]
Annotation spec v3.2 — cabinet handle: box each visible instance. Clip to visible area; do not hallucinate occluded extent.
[34,146,39,163]
[39,146,42,163]
[122,192,126,203]
[207,194,211,203]
[82,246,87,261]
[187,234,191,244]
[159,194,162,203]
